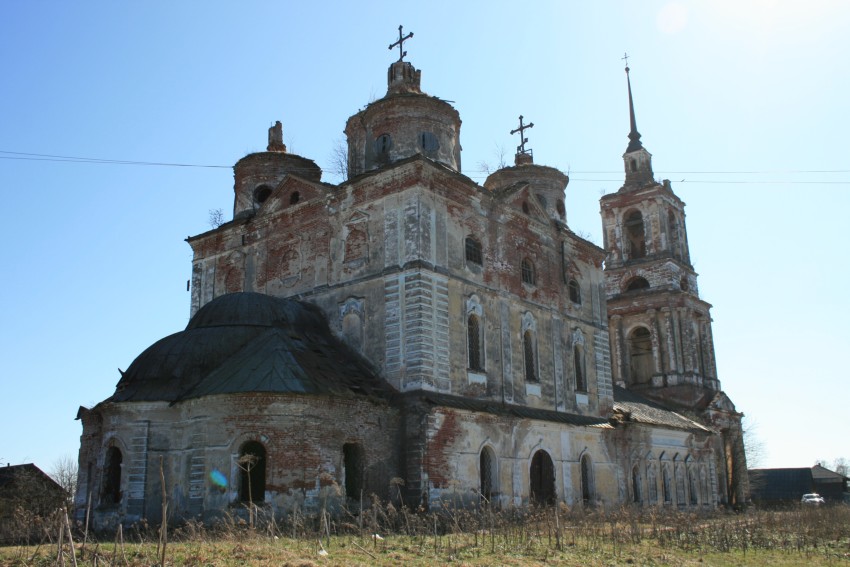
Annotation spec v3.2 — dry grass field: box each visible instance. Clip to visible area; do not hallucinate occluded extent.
[2,503,848,566]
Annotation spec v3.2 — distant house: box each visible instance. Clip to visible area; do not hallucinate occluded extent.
[0,463,68,543]
[748,465,849,505]
[811,465,849,501]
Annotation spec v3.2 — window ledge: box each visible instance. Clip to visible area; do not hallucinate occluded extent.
[525,383,541,397]
[467,371,487,385]
[575,392,589,405]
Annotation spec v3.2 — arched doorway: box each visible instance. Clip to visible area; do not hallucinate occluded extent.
[580,454,594,505]
[529,450,555,505]
[238,441,267,504]
[479,446,497,503]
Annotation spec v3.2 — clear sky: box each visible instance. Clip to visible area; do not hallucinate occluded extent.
[1,1,848,475]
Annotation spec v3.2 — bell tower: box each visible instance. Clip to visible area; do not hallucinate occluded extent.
[600,64,719,405]
[600,62,749,506]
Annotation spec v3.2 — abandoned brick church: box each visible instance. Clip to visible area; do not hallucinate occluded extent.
[75,36,748,528]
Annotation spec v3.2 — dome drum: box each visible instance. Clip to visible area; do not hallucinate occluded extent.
[233,152,322,219]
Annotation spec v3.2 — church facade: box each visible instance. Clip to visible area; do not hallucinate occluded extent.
[75,42,748,528]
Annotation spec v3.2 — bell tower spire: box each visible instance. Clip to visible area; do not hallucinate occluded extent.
[620,55,654,187]
[625,60,643,153]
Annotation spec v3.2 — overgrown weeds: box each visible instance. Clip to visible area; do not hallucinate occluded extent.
[2,502,849,565]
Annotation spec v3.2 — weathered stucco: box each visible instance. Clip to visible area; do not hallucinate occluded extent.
[76,55,747,529]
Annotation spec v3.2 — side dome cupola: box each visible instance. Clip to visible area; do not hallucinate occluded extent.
[232,121,322,219]
[344,26,462,177]
[483,115,569,223]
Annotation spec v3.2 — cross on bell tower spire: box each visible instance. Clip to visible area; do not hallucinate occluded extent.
[388,25,414,62]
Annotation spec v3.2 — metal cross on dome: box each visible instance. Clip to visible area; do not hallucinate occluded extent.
[511,115,534,155]
[388,25,414,62]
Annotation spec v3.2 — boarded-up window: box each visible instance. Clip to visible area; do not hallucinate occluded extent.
[345,227,367,263]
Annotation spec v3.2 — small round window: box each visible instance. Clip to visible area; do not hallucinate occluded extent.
[254,185,272,204]
[375,134,393,155]
[420,132,439,152]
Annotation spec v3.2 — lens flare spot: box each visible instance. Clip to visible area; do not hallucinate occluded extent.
[210,469,227,488]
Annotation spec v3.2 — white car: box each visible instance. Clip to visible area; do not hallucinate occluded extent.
[801,493,825,505]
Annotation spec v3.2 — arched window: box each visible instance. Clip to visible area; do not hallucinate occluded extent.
[580,454,594,505]
[530,450,555,505]
[574,345,586,392]
[624,210,646,259]
[675,462,687,507]
[420,131,439,151]
[662,464,672,504]
[632,465,642,503]
[238,441,267,504]
[289,191,300,205]
[647,460,658,503]
[523,330,537,382]
[521,258,536,285]
[688,467,699,505]
[480,446,497,503]
[568,279,581,304]
[628,327,653,385]
[522,201,530,214]
[625,277,650,292]
[467,313,484,371]
[343,443,364,498]
[556,199,565,217]
[668,210,679,249]
[102,446,122,505]
[465,236,483,266]
[700,466,710,505]
[375,133,392,155]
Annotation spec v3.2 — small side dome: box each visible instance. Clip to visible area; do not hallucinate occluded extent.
[484,164,569,222]
[232,122,322,219]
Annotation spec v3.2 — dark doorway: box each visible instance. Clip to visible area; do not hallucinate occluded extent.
[529,450,556,505]
[238,441,266,504]
[102,446,122,504]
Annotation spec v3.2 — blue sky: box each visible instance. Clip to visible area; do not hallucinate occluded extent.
[1,1,848,475]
